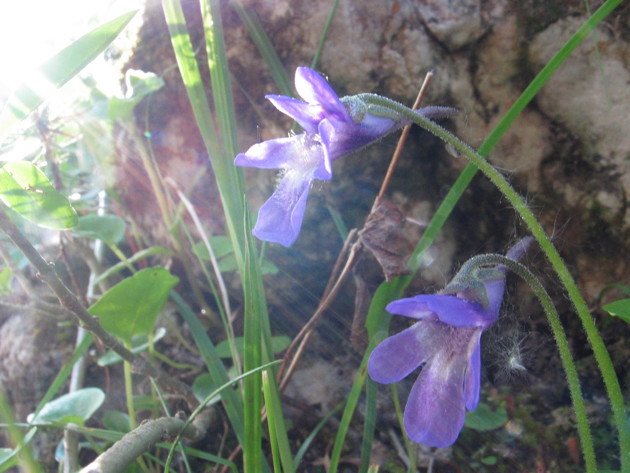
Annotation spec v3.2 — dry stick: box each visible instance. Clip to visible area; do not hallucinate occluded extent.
[277,73,433,390]
[0,203,200,410]
[78,415,205,473]
[377,71,433,200]
[276,229,358,383]
[279,240,362,391]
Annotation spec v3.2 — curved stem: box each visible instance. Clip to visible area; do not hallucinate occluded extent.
[361,93,628,472]
[468,254,596,471]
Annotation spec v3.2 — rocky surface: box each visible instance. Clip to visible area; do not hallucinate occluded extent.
[2,0,629,471]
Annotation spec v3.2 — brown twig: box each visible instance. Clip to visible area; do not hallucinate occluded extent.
[376,71,434,200]
[278,238,363,391]
[0,202,199,410]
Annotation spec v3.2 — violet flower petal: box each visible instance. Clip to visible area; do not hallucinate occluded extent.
[464,332,482,410]
[403,341,470,448]
[319,113,398,161]
[266,95,325,133]
[294,67,348,120]
[234,136,309,170]
[252,171,313,247]
[368,321,447,384]
[482,277,507,318]
[386,294,494,328]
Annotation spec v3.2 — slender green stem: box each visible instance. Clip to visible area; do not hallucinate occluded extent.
[123,358,137,431]
[361,93,628,472]
[390,384,416,473]
[466,254,597,472]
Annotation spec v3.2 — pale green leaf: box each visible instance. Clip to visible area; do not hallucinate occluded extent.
[0,267,11,295]
[192,374,223,406]
[602,298,630,323]
[27,388,105,426]
[88,267,179,343]
[0,161,77,229]
[464,402,508,431]
[102,410,131,433]
[108,69,165,120]
[72,214,126,245]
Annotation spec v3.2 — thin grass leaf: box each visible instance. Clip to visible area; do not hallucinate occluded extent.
[200,0,250,266]
[329,281,398,473]
[262,371,294,473]
[231,2,294,96]
[170,291,246,447]
[31,333,94,419]
[328,353,370,473]
[310,0,340,70]
[0,11,137,141]
[243,229,264,472]
[262,371,283,473]
[0,392,42,473]
[293,404,341,469]
[173,445,238,473]
[359,378,378,473]
[162,0,246,267]
[93,246,173,285]
[163,359,281,472]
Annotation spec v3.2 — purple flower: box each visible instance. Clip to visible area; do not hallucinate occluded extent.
[368,240,531,448]
[235,67,455,247]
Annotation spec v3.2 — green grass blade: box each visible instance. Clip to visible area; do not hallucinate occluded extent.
[293,404,341,469]
[328,353,370,473]
[262,371,283,473]
[359,378,378,473]
[176,445,238,473]
[310,0,340,70]
[170,291,246,447]
[0,391,42,473]
[32,333,94,419]
[161,0,245,258]
[262,371,294,473]
[242,228,265,472]
[164,360,281,472]
[201,0,239,158]
[231,2,294,97]
[0,11,137,141]
[200,0,249,261]
[329,281,397,473]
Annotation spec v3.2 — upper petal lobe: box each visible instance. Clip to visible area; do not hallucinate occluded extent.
[386,294,493,328]
[294,67,348,120]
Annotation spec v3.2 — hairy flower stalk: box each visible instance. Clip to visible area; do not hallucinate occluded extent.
[368,239,531,447]
[235,66,455,246]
